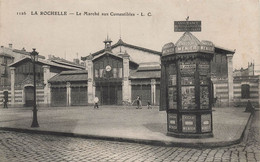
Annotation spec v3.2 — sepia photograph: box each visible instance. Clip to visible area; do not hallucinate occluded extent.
[0,0,259,161]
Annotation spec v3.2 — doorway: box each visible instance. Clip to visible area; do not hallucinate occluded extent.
[24,86,34,107]
[96,84,122,105]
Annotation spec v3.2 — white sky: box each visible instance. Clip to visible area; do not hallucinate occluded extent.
[0,0,260,69]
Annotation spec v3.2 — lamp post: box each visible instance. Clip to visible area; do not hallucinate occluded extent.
[31,48,39,127]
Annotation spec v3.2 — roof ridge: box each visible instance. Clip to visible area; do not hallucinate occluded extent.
[81,39,161,60]
[113,40,161,55]
[51,59,85,68]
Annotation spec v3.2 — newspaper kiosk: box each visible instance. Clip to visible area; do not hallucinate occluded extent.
[161,31,214,138]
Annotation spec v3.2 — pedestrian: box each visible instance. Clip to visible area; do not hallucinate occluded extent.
[94,96,99,109]
[136,96,142,109]
[3,98,8,108]
[213,96,218,107]
[147,101,152,109]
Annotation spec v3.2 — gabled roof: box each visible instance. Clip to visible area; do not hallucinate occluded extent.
[9,57,82,70]
[82,39,161,60]
[92,51,114,60]
[92,51,139,67]
[48,70,88,83]
[113,39,161,55]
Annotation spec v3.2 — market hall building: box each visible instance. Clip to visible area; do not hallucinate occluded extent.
[47,33,235,107]
[5,32,236,107]
[7,55,85,107]
[48,38,162,106]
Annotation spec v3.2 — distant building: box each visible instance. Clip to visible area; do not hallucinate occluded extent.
[233,62,260,107]
[0,44,45,105]
[0,43,84,107]
[233,62,255,77]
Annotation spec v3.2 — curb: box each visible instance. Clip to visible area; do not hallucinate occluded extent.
[240,112,254,143]
[0,113,253,148]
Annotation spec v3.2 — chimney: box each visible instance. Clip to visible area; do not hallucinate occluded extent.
[9,43,12,49]
[73,58,80,64]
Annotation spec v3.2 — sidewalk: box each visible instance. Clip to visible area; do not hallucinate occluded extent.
[0,106,252,147]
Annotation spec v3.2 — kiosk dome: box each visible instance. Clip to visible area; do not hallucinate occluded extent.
[162,32,215,56]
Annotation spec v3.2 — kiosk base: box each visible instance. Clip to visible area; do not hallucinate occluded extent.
[167,132,213,139]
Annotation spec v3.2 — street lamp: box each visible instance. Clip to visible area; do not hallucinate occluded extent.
[30,48,39,127]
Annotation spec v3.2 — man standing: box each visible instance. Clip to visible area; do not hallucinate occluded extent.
[94,96,99,109]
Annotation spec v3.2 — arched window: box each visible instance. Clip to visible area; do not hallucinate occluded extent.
[241,84,250,99]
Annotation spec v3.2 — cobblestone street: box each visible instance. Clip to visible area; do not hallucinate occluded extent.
[0,112,259,162]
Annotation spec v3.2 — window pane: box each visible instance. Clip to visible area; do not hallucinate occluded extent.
[95,69,99,78]
[113,68,117,78]
[118,68,122,78]
[99,69,104,78]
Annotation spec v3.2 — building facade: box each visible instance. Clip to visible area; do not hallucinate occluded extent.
[233,62,260,107]
[0,44,45,106]
[75,33,235,107]
[8,56,85,107]
[3,32,239,108]
[48,38,162,106]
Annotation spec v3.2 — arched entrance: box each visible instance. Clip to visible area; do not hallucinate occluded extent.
[24,86,34,107]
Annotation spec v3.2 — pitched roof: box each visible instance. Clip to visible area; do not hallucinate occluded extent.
[60,70,88,75]
[9,57,82,70]
[175,32,201,47]
[0,52,14,58]
[137,62,161,71]
[81,39,161,60]
[12,49,45,59]
[12,49,30,55]
[113,39,161,55]
[130,70,161,79]
[48,70,88,83]
[49,57,85,69]
[215,45,235,54]
[130,63,161,79]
